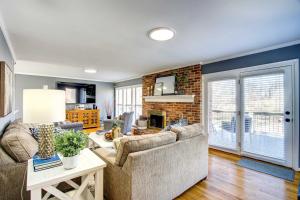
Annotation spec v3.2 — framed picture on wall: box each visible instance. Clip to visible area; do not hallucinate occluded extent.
[156,75,175,95]
[154,82,163,96]
[0,61,13,117]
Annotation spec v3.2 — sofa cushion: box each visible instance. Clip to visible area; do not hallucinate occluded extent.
[115,131,176,166]
[1,122,38,162]
[171,123,205,140]
[0,146,16,165]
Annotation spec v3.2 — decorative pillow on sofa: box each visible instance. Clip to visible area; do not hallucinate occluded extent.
[115,131,176,166]
[1,122,38,162]
[29,127,63,141]
[29,127,39,140]
[171,123,205,141]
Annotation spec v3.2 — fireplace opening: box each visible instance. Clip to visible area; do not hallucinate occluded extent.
[148,110,166,129]
[150,115,163,128]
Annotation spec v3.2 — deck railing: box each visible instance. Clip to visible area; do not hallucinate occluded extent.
[209,110,283,137]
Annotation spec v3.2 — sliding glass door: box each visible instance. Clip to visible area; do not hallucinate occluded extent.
[240,67,293,166]
[206,64,294,167]
[207,79,238,150]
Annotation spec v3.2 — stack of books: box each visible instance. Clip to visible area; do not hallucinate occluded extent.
[33,153,63,172]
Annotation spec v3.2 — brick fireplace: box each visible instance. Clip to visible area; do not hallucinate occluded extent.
[142,64,201,125]
[148,110,167,129]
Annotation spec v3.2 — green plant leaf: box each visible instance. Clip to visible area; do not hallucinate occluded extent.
[54,130,88,157]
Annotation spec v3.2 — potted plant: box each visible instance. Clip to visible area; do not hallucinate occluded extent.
[54,130,88,169]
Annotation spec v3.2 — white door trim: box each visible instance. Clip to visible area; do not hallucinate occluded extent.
[202,59,299,170]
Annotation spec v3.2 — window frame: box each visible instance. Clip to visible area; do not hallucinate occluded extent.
[115,84,143,122]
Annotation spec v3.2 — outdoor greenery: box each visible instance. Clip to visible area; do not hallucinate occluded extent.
[54,130,88,157]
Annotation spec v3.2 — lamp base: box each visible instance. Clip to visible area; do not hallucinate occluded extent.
[38,124,55,159]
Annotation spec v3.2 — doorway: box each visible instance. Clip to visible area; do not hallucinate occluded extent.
[204,59,299,168]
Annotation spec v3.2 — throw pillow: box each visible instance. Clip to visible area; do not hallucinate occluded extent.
[29,127,39,140]
[1,123,38,162]
[29,127,63,141]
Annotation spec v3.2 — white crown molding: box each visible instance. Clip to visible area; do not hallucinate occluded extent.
[15,71,113,83]
[202,40,300,65]
[142,62,201,76]
[0,12,17,62]
[113,61,202,83]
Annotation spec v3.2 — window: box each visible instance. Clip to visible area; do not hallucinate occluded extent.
[115,85,143,123]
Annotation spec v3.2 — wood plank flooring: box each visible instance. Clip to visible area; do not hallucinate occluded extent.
[176,149,299,200]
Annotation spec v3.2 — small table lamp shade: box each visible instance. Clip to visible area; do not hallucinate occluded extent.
[23,89,66,124]
[23,89,66,158]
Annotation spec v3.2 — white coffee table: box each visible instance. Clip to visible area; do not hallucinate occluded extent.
[27,148,106,200]
[89,132,114,149]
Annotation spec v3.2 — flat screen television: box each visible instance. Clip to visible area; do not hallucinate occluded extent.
[56,82,96,104]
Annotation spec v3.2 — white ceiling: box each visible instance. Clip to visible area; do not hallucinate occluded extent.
[0,0,300,82]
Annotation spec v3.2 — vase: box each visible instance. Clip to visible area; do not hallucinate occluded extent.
[62,154,79,169]
[112,127,121,139]
[38,124,55,159]
[107,115,112,119]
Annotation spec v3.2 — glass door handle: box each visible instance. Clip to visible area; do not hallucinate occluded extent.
[285,111,290,115]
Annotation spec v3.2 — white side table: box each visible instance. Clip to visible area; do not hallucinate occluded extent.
[89,132,114,149]
[27,148,106,200]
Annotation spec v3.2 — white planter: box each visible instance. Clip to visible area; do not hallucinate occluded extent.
[62,154,79,169]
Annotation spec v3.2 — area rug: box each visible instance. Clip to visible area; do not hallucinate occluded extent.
[237,158,295,181]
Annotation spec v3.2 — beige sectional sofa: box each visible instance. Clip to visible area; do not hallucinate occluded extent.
[0,120,80,200]
[95,123,208,200]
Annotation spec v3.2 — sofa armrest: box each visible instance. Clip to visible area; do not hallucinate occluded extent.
[93,148,131,200]
[93,148,117,166]
[0,162,29,200]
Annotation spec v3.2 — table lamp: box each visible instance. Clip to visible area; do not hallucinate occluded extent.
[23,86,66,159]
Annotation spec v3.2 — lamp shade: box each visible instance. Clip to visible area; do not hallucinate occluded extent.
[23,89,66,124]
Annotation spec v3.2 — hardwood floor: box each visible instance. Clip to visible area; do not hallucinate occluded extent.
[176,149,299,200]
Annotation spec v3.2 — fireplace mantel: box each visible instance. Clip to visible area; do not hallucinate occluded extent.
[143,95,195,103]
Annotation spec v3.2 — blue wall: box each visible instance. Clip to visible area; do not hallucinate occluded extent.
[202,44,300,167]
[202,44,300,74]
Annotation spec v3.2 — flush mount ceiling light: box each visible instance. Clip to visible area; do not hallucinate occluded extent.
[148,27,175,41]
[84,68,97,73]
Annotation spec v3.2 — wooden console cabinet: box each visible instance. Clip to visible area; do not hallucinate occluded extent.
[66,109,100,129]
